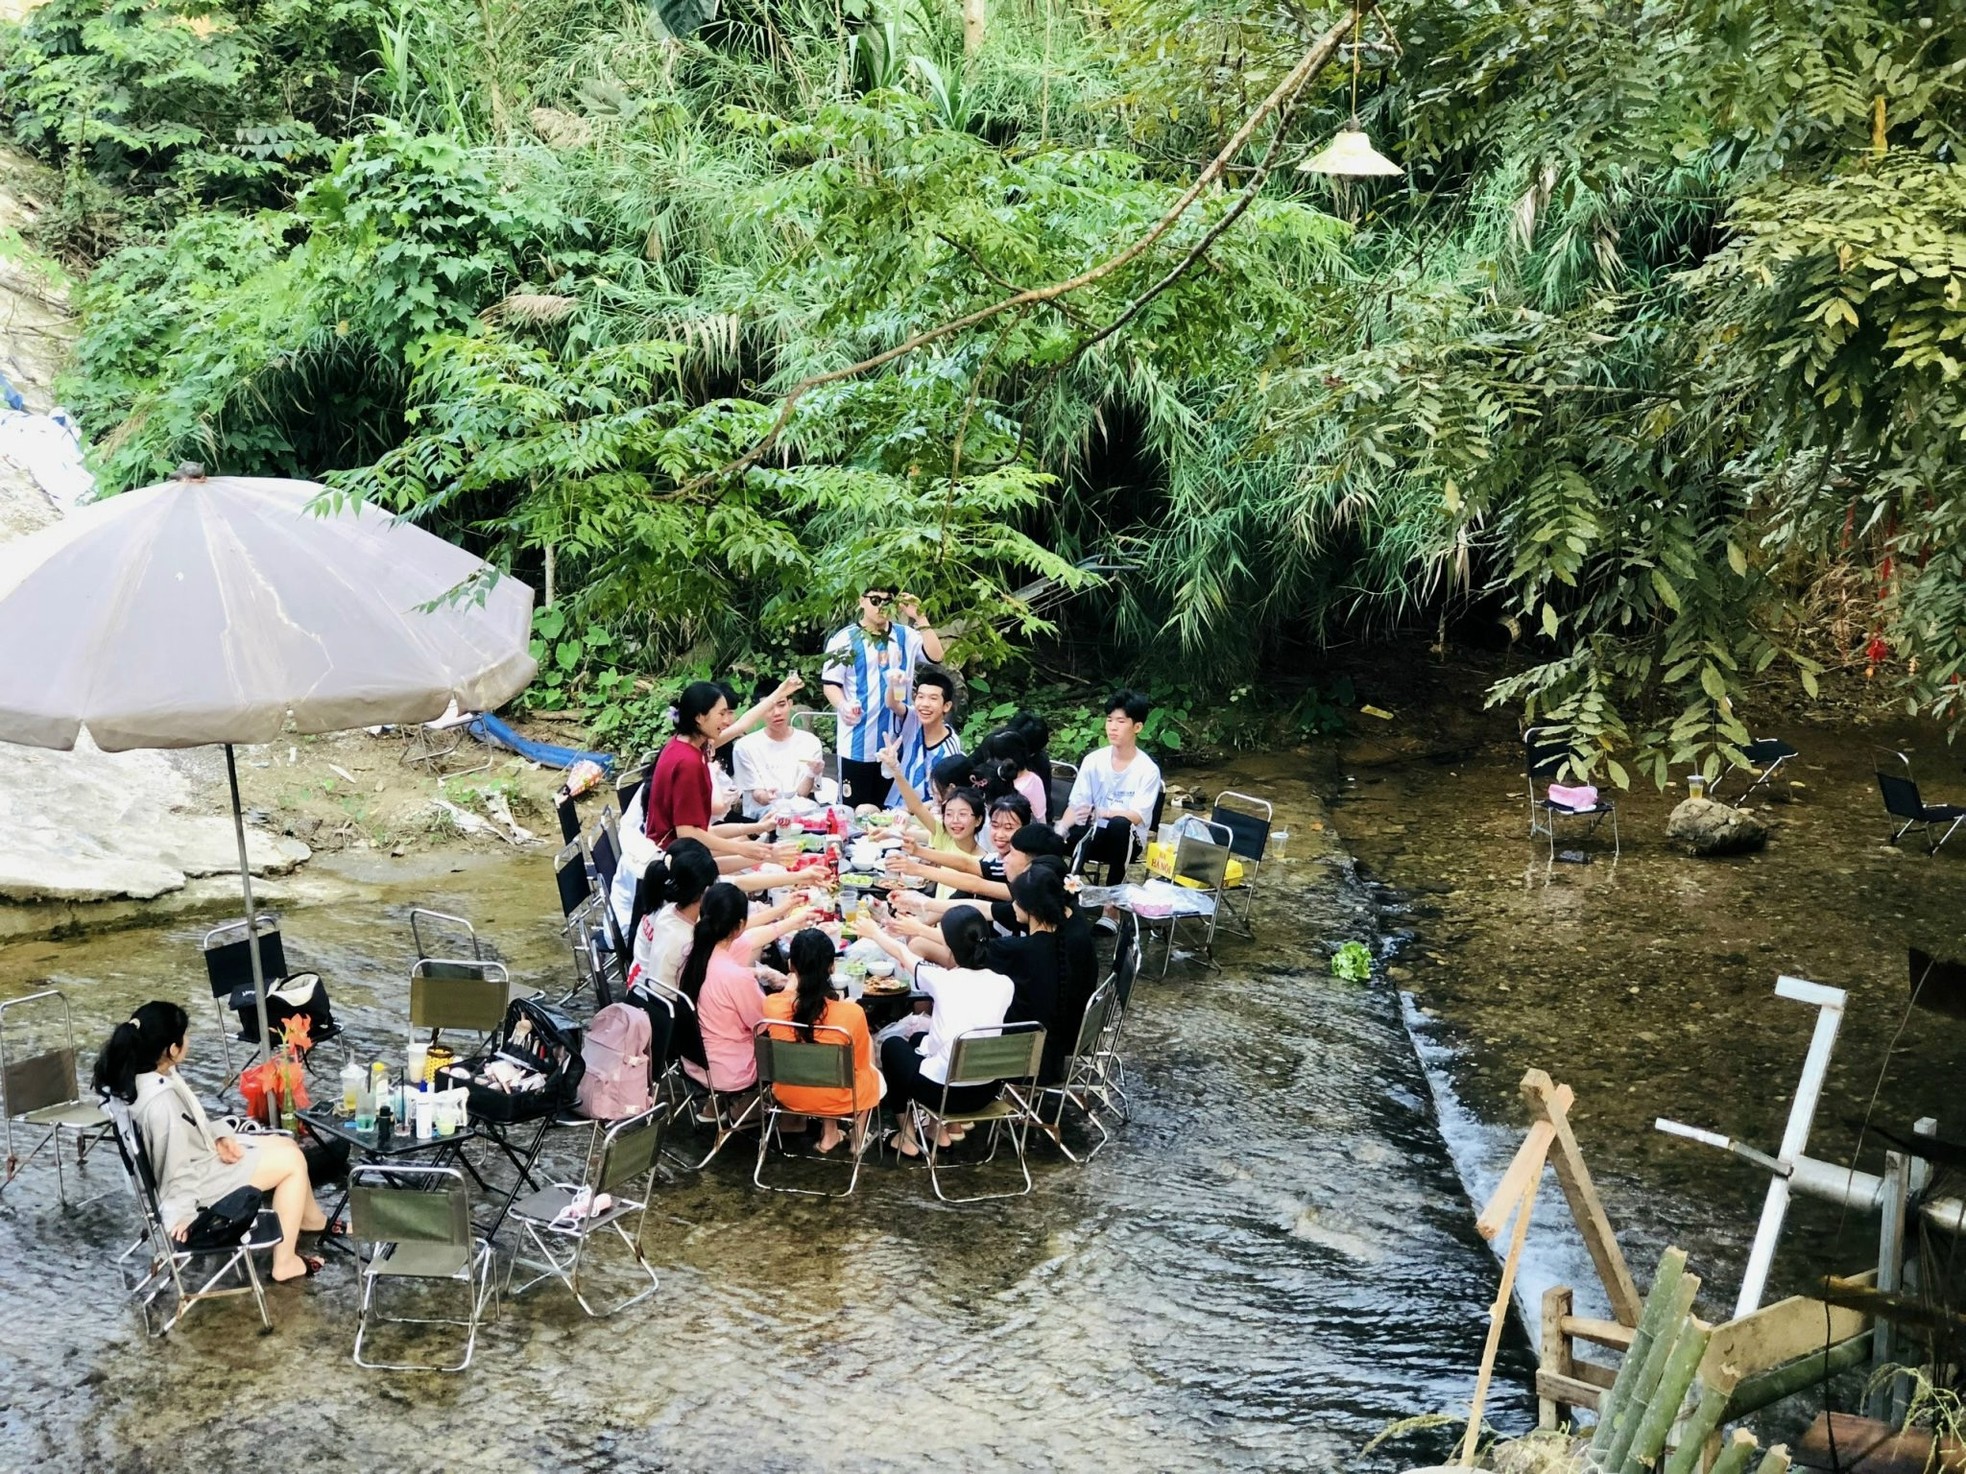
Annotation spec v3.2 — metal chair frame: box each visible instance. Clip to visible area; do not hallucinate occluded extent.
[201,916,347,1089]
[105,1098,281,1336]
[350,1163,499,1371]
[1090,913,1141,1123]
[751,1020,873,1197]
[1209,789,1273,938]
[915,1023,1046,1204]
[1875,748,1966,853]
[1710,736,1800,801]
[506,1105,666,1317]
[409,907,485,962]
[1524,727,1621,863]
[1140,820,1232,976]
[1021,980,1118,1163]
[1,988,112,1201]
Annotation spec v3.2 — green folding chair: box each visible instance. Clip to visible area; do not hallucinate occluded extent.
[506,1105,667,1317]
[2,988,112,1202]
[752,1020,873,1198]
[350,1164,498,1371]
[917,1023,1045,1204]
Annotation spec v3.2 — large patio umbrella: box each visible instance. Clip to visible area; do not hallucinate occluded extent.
[0,465,537,1056]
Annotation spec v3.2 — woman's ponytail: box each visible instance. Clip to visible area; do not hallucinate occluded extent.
[92,1000,189,1103]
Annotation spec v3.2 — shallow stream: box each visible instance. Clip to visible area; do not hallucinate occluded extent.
[0,787,1532,1472]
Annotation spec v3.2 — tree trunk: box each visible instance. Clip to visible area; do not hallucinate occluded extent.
[962,0,985,55]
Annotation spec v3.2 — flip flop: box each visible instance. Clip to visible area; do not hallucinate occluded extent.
[273,1253,325,1283]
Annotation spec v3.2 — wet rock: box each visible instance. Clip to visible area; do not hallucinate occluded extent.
[1666,797,1767,856]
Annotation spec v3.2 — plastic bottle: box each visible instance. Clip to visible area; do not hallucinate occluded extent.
[341,1061,363,1116]
[375,1104,394,1148]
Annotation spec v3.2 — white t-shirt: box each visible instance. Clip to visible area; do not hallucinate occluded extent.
[628,904,694,999]
[910,961,1014,1085]
[732,727,825,818]
[1066,745,1164,845]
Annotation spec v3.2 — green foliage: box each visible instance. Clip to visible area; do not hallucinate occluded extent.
[17,0,1966,775]
[1330,940,1373,982]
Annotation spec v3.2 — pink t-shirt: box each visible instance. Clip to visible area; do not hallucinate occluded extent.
[694,934,764,1092]
[1014,769,1048,823]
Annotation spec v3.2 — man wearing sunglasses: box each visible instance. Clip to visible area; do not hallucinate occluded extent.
[821,585,944,808]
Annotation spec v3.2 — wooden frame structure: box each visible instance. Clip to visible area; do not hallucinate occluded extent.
[1478,1070,1875,1468]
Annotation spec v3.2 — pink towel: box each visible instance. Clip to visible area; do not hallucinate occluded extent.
[1547,783,1599,811]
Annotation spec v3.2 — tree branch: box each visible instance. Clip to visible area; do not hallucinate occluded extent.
[676,3,1363,497]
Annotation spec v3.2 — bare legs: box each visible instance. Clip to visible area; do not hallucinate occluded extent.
[246,1136,326,1281]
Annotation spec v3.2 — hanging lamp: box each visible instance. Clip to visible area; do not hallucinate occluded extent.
[1299,10,1402,177]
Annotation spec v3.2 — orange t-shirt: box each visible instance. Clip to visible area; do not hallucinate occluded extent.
[760,993,882,1117]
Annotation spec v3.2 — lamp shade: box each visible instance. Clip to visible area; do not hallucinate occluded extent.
[1298,127,1403,177]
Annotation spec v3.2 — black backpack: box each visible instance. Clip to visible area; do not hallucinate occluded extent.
[230,972,336,1046]
[454,997,585,1123]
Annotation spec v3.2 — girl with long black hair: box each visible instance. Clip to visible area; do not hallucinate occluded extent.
[95,1001,327,1282]
[760,928,883,1152]
[673,882,813,1096]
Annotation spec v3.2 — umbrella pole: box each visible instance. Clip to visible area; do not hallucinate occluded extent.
[224,744,275,1089]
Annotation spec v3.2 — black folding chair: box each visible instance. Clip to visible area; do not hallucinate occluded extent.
[1876,749,1966,853]
[1524,728,1619,863]
[1712,736,1799,801]
[1209,789,1272,937]
[1047,760,1078,824]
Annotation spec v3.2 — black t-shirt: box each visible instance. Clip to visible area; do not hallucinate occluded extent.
[987,931,1061,1034]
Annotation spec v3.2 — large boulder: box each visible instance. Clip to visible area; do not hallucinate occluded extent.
[1667,797,1768,856]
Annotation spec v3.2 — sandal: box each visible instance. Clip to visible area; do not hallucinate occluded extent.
[273,1252,325,1283]
[881,1129,922,1160]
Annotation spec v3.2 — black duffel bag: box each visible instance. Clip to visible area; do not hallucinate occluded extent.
[449,997,585,1123]
[181,1186,266,1252]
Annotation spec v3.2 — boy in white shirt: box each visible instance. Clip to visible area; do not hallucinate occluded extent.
[732,677,826,818]
[1059,689,1163,885]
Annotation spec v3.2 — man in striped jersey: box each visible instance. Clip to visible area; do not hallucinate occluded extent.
[888,666,964,807]
[821,585,944,807]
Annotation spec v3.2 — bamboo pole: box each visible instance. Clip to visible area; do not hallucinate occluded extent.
[1588,1247,1689,1461]
[1620,1317,1714,1473]
[1659,1365,1743,1474]
[1752,1448,1790,1474]
[1599,1270,1701,1472]
[1460,1151,1547,1465]
[1708,1430,1760,1474]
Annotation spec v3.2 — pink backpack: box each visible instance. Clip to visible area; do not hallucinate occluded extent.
[576,1003,653,1120]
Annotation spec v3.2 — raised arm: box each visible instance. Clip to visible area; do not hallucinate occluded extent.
[879,735,937,831]
[717,672,804,750]
[897,594,943,662]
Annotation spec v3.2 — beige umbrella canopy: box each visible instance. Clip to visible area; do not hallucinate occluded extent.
[0,466,537,1059]
[0,470,536,751]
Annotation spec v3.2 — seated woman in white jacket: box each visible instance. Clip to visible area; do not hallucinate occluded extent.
[95,1000,328,1282]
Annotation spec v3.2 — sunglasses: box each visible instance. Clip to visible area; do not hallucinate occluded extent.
[864,591,894,606]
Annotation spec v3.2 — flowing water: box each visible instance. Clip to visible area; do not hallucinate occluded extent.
[1320,674,1966,1433]
[0,806,1534,1472]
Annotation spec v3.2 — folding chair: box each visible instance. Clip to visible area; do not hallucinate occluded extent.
[350,1163,498,1371]
[915,1023,1045,1204]
[1,989,112,1201]
[409,958,520,1047]
[105,1098,282,1336]
[751,1020,873,1197]
[506,1105,666,1316]
[1711,736,1799,801]
[1524,727,1620,863]
[409,907,485,962]
[686,1077,761,1170]
[401,705,477,772]
[1140,821,1232,977]
[202,916,287,1087]
[554,836,619,1007]
[1209,789,1273,937]
[1047,760,1078,824]
[1090,914,1141,1124]
[556,792,582,845]
[1876,749,1966,853]
[586,821,631,989]
[615,760,652,818]
[1022,980,1117,1163]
